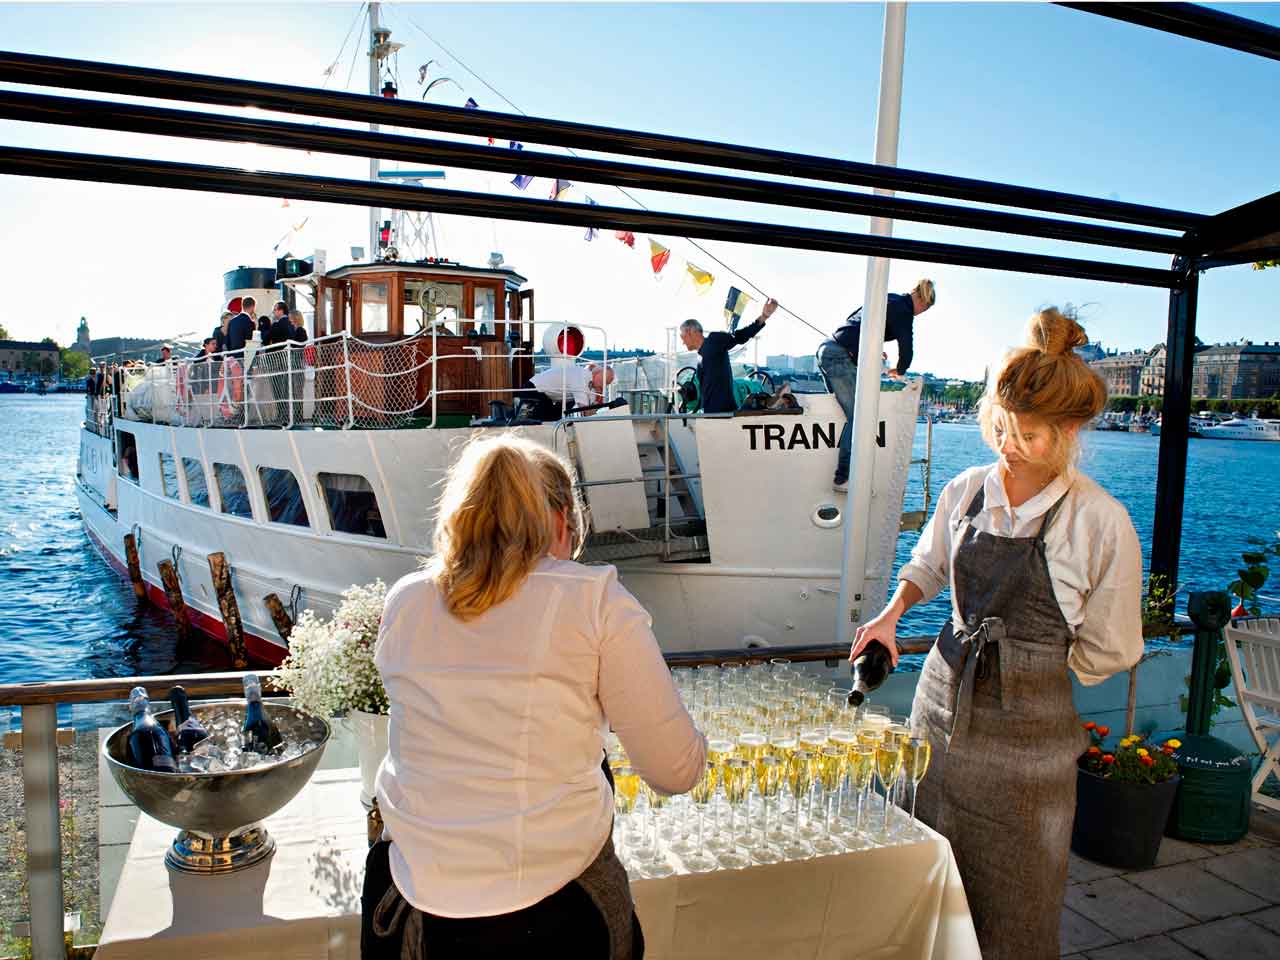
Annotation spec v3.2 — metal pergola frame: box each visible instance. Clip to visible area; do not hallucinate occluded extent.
[0,4,1275,596]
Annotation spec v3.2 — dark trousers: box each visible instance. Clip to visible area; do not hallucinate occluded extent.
[361,840,616,960]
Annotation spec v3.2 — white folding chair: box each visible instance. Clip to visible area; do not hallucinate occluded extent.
[1224,617,1280,813]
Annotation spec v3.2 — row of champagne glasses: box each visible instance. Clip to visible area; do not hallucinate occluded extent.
[609,660,933,876]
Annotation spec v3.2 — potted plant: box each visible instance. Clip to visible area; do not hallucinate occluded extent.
[1071,723,1182,870]
[273,580,389,809]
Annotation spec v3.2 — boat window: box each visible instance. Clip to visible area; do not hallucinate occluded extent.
[182,457,209,507]
[474,286,496,332]
[117,430,139,484]
[158,453,180,500]
[322,287,336,336]
[404,280,464,333]
[318,472,386,538]
[361,282,389,334]
[213,462,254,519]
[260,466,309,528]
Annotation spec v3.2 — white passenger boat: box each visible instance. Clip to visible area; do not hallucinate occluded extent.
[1197,415,1280,441]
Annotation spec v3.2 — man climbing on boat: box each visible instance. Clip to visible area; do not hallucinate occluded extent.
[819,278,935,492]
[679,298,778,413]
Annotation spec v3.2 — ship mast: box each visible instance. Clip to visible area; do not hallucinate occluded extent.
[368,1,384,259]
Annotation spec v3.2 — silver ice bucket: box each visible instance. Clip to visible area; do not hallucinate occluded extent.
[102,700,330,874]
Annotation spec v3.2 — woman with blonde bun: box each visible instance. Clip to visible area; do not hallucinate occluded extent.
[849,308,1143,959]
[364,435,705,959]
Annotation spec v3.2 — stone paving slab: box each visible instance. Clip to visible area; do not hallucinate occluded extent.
[1083,933,1202,960]
[1124,860,1269,921]
[1069,853,1128,883]
[1152,837,1214,867]
[1168,915,1280,960]
[1065,877,1196,942]
[1199,847,1280,903]
[1059,905,1116,954]
[1246,904,1280,935]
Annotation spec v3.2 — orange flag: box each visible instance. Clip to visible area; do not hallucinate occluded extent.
[649,239,671,276]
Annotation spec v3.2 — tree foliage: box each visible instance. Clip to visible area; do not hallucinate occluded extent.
[0,323,9,340]
[60,347,89,380]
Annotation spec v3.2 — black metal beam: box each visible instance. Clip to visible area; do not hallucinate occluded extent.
[1193,190,1280,258]
[1057,3,1280,63]
[0,146,1181,288]
[0,50,1208,232]
[1150,257,1200,605]
[0,90,1188,256]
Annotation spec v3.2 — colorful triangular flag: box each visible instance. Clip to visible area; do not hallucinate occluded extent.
[686,261,715,292]
[584,198,599,241]
[508,142,533,191]
[615,230,636,248]
[649,239,671,276]
[724,286,754,332]
[551,179,573,200]
[464,97,479,109]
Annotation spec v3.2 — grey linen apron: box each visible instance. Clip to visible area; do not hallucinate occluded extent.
[910,485,1087,960]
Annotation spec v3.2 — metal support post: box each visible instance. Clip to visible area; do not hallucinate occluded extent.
[367,2,382,259]
[342,334,355,429]
[286,346,294,429]
[1150,256,1199,612]
[836,1,907,644]
[21,703,65,960]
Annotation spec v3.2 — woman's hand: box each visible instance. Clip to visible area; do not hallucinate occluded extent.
[849,607,901,668]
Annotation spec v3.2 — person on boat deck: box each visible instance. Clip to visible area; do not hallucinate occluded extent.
[268,301,291,345]
[226,298,256,355]
[848,308,1142,960]
[524,362,613,420]
[679,297,778,414]
[214,311,232,354]
[365,435,704,960]
[159,344,172,364]
[819,278,935,493]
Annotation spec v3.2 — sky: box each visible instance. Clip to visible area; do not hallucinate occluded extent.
[0,1,1276,379]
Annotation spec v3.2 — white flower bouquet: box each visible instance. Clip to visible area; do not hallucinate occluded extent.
[272,580,389,717]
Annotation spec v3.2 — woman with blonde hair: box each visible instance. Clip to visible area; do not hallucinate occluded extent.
[849,307,1142,959]
[363,435,705,959]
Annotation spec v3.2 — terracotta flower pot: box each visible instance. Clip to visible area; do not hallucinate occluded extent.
[1071,767,1181,870]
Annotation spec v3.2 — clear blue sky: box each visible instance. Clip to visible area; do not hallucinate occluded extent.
[0,1,1276,378]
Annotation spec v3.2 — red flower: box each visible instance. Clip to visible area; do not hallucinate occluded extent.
[1140,755,1155,767]
[1162,745,1175,756]
[1096,725,1111,737]
[1083,722,1097,731]
[1102,754,1115,765]
[1087,746,1101,756]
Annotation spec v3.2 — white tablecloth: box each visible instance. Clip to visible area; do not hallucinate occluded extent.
[97,769,979,960]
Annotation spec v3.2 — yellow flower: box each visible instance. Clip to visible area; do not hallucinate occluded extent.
[1165,739,1182,749]
[1137,748,1149,757]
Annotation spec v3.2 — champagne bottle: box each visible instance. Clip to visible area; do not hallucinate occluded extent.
[167,685,209,754]
[242,673,283,753]
[127,686,178,773]
[847,641,895,707]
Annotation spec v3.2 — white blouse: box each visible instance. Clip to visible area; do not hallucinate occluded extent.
[374,557,706,918]
[898,464,1144,686]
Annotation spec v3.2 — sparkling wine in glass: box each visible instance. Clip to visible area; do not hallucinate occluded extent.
[874,740,903,840]
[903,737,932,835]
[717,757,752,869]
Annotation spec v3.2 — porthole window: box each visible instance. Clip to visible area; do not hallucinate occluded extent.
[260,467,309,528]
[318,472,386,538]
[158,453,180,500]
[182,457,209,508]
[213,462,253,519]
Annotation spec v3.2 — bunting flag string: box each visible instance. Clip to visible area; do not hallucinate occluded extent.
[724,287,755,332]
[615,230,636,248]
[551,178,573,200]
[508,142,533,190]
[462,97,494,144]
[649,239,671,276]
[686,262,715,293]
[584,198,599,241]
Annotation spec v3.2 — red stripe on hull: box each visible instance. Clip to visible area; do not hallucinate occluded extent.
[81,517,285,667]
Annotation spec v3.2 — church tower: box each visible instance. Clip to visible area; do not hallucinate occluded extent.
[73,316,91,354]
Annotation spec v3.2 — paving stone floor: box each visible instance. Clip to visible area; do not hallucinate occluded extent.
[1060,804,1280,959]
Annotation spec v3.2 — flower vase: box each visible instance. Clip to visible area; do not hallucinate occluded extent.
[350,709,389,810]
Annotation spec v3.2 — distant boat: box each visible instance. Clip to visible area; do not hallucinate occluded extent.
[1198,416,1280,442]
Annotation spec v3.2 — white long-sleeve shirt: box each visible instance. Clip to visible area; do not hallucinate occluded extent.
[899,463,1143,686]
[374,557,705,918]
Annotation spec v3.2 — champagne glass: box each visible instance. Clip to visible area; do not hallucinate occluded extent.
[704,738,736,852]
[826,730,858,839]
[717,757,752,869]
[903,737,932,836]
[683,761,720,872]
[640,783,675,878]
[810,745,848,855]
[886,722,912,815]
[737,731,767,764]
[798,731,829,836]
[874,739,903,840]
[613,765,641,872]
[750,755,784,864]
[847,744,876,843]
[780,749,816,859]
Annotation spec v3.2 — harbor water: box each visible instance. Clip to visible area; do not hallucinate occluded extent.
[1,395,1277,706]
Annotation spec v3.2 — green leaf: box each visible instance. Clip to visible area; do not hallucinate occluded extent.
[1229,579,1246,596]
[1242,552,1267,565]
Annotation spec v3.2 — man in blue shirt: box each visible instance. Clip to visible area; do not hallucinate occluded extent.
[679,298,778,414]
[818,279,935,492]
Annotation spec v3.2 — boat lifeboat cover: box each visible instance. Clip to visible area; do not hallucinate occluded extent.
[541,324,586,360]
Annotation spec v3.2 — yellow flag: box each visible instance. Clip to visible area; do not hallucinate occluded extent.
[686,261,715,292]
